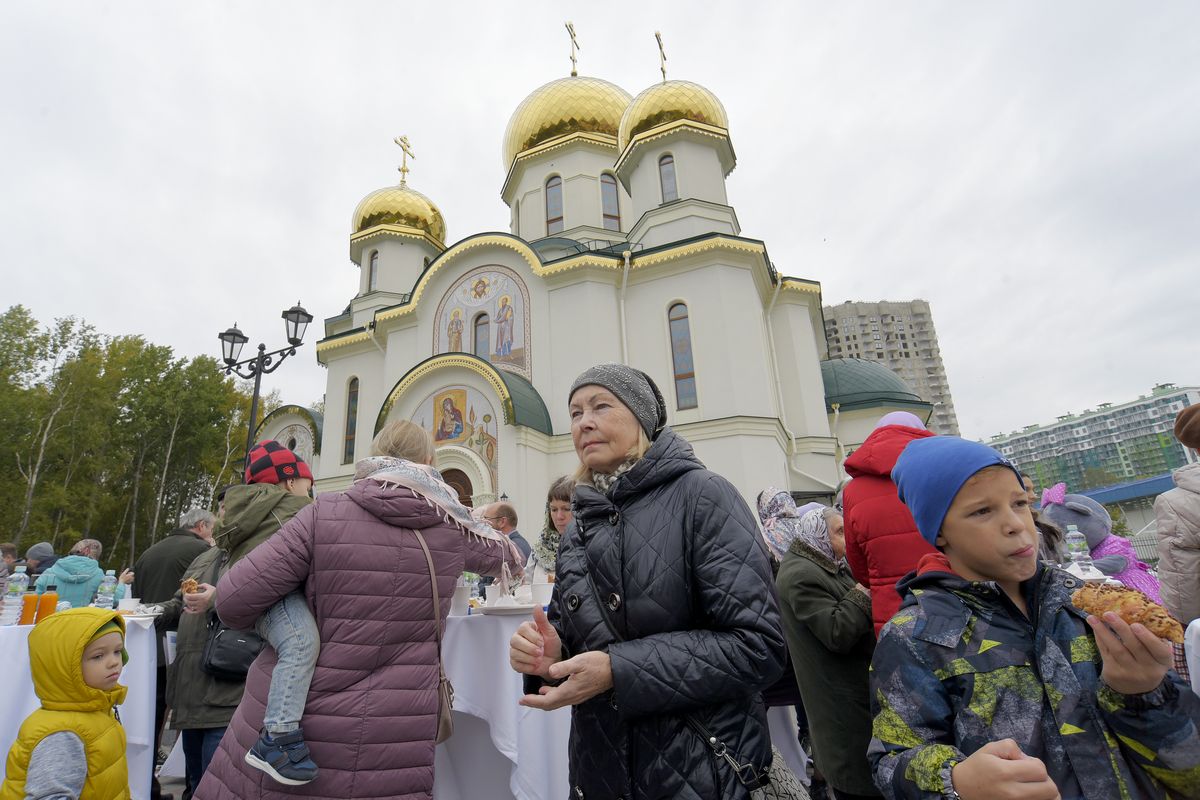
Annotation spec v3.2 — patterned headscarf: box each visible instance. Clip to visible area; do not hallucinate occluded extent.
[756,486,824,560]
[795,508,837,563]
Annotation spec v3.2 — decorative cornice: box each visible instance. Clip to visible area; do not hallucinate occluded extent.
[315,330,370,355]
[781,277,821,295]
[502,132,620,197]
[374,234,542,324]
[350,223,445,257]
[376,354,514,435]
[634,235,765,269]
[613,118,734,176]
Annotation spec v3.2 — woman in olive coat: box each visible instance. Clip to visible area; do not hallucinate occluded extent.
[774,504,880,800]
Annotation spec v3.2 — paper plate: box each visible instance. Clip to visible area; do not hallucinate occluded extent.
[479,604,537,616]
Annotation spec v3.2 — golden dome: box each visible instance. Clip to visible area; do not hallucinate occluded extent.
[503,76,632,167]
[352,184,446,245]
[618,80,729,152]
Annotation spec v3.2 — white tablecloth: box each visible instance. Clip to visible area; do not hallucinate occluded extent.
[0,615,156,800]
[435,613,572,800]
[433,612,809,799]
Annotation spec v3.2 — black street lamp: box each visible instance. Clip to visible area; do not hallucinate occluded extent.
[218,302,312,478]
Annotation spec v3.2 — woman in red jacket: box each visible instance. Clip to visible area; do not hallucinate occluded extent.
[841,412,934,636]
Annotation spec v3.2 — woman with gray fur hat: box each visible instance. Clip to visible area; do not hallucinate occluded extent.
[509,363,791,799]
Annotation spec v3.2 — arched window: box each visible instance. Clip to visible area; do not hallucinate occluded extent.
[659,154,678,203]
[600,174,621,231]
[368,251,379,291]
[545,176,564,235]
[473,313,490,359]
[343,377,359,464]
[668,303,697,409]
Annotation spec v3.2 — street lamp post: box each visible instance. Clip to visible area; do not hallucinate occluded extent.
[218,303,314,478]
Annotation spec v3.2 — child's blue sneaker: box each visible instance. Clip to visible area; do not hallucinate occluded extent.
[245,728,319,786]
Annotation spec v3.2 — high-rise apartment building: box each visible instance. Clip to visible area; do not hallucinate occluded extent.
[823,299,960,435]
[987,384,1199,491]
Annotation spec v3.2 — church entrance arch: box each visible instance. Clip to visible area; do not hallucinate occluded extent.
[435,444,495,507]
[441,469,473,507]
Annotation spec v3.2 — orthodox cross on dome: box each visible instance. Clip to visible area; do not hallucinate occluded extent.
[394,135,415,186]
[565,21,580,77]
[655,31,667,83]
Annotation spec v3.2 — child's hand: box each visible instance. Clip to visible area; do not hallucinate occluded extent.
[951,739,1060,800]
[1088,611,1172,695]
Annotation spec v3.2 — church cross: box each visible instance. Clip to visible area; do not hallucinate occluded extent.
[566,22,580,76]
[394,135,415,185]
[655,31,667,83]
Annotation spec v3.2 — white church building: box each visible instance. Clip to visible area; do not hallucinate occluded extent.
[258,68,931,524]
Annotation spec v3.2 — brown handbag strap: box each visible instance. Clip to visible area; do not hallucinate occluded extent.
[410,529,443,659]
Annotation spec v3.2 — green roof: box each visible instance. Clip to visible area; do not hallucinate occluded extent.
[496,370,553,435]
[821,358,927,413]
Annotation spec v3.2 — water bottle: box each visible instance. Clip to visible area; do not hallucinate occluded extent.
[0,566,28,625]
[1064,525,1091,567]
[93,570,118,609]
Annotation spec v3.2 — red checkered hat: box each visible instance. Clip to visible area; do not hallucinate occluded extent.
[245,440,313,485]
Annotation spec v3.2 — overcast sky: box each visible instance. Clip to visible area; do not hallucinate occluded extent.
[2,2,1197,440]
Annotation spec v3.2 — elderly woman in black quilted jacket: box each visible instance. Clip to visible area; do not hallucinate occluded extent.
[510,363,787,799]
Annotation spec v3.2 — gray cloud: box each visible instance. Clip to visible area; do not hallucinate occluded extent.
[2,1,1196,439]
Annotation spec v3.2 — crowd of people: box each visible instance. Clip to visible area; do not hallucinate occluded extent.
[3,367,1200,800]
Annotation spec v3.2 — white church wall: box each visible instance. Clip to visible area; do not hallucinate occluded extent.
[682,424,789,508]
[508,146,630,239]
[623,263,775,424]
[544,279,623,433]
[625,137,729,228]
[771,300,834,439]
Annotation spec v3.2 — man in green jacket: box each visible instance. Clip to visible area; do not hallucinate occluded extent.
[161,441,312,797]
[134,509,215,800]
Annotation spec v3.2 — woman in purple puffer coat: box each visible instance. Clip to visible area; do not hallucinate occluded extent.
[196,420,523,800]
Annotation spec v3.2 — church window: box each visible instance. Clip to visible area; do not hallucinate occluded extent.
[546,176,564,235]
[668,302,697,410]
[368,251,379,291]
[601,174,621,231]
[343,377,359,464]
[473,313,490,359]
[659,155,678,203]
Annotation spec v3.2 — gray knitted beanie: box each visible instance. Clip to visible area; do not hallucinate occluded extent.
[569,363,667,439]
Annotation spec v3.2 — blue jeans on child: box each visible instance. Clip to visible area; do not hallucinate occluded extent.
[254,590,319,734]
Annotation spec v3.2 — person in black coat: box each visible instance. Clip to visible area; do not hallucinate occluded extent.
[510,364,787,800]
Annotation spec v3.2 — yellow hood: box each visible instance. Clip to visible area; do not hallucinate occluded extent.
[28,607,129,713]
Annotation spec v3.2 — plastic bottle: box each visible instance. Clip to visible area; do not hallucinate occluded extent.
[34,582,59,623]
[19,593,38,625]
[93,570,118,609]
[0,566,29,625]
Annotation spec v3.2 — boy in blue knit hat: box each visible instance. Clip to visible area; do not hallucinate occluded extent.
[868,436,1200,800]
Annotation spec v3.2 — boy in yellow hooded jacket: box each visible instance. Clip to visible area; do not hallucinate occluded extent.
[1,607,131,800]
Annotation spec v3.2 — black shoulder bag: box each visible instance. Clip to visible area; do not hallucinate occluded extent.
[200,551,266,681]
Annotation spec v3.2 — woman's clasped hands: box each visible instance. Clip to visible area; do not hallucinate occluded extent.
[510,606,613,711]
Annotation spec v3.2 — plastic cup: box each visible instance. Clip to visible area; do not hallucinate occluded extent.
[532,583,553,607]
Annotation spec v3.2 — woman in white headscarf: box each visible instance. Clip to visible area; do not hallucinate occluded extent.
[775,507,881,800]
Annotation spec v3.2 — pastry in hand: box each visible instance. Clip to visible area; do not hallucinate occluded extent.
[180,578,200,595]
[1071,582,1184,644]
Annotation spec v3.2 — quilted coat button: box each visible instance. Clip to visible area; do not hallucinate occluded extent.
[566,593,582,612]
[607,593,622,612]
[609,511,620,525]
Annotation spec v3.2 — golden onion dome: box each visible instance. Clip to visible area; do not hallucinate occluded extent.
[503,76,632,168]
[351,183,446,244]
[618,80,729,152]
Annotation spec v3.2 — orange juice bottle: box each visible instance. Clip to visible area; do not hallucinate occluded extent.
[18,592,38,625]
[34,583,58,623]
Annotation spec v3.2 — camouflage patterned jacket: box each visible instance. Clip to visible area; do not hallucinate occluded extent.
[868,554,1200,799]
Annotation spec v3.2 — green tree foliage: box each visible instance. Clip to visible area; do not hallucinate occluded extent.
[0,306,258,569]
